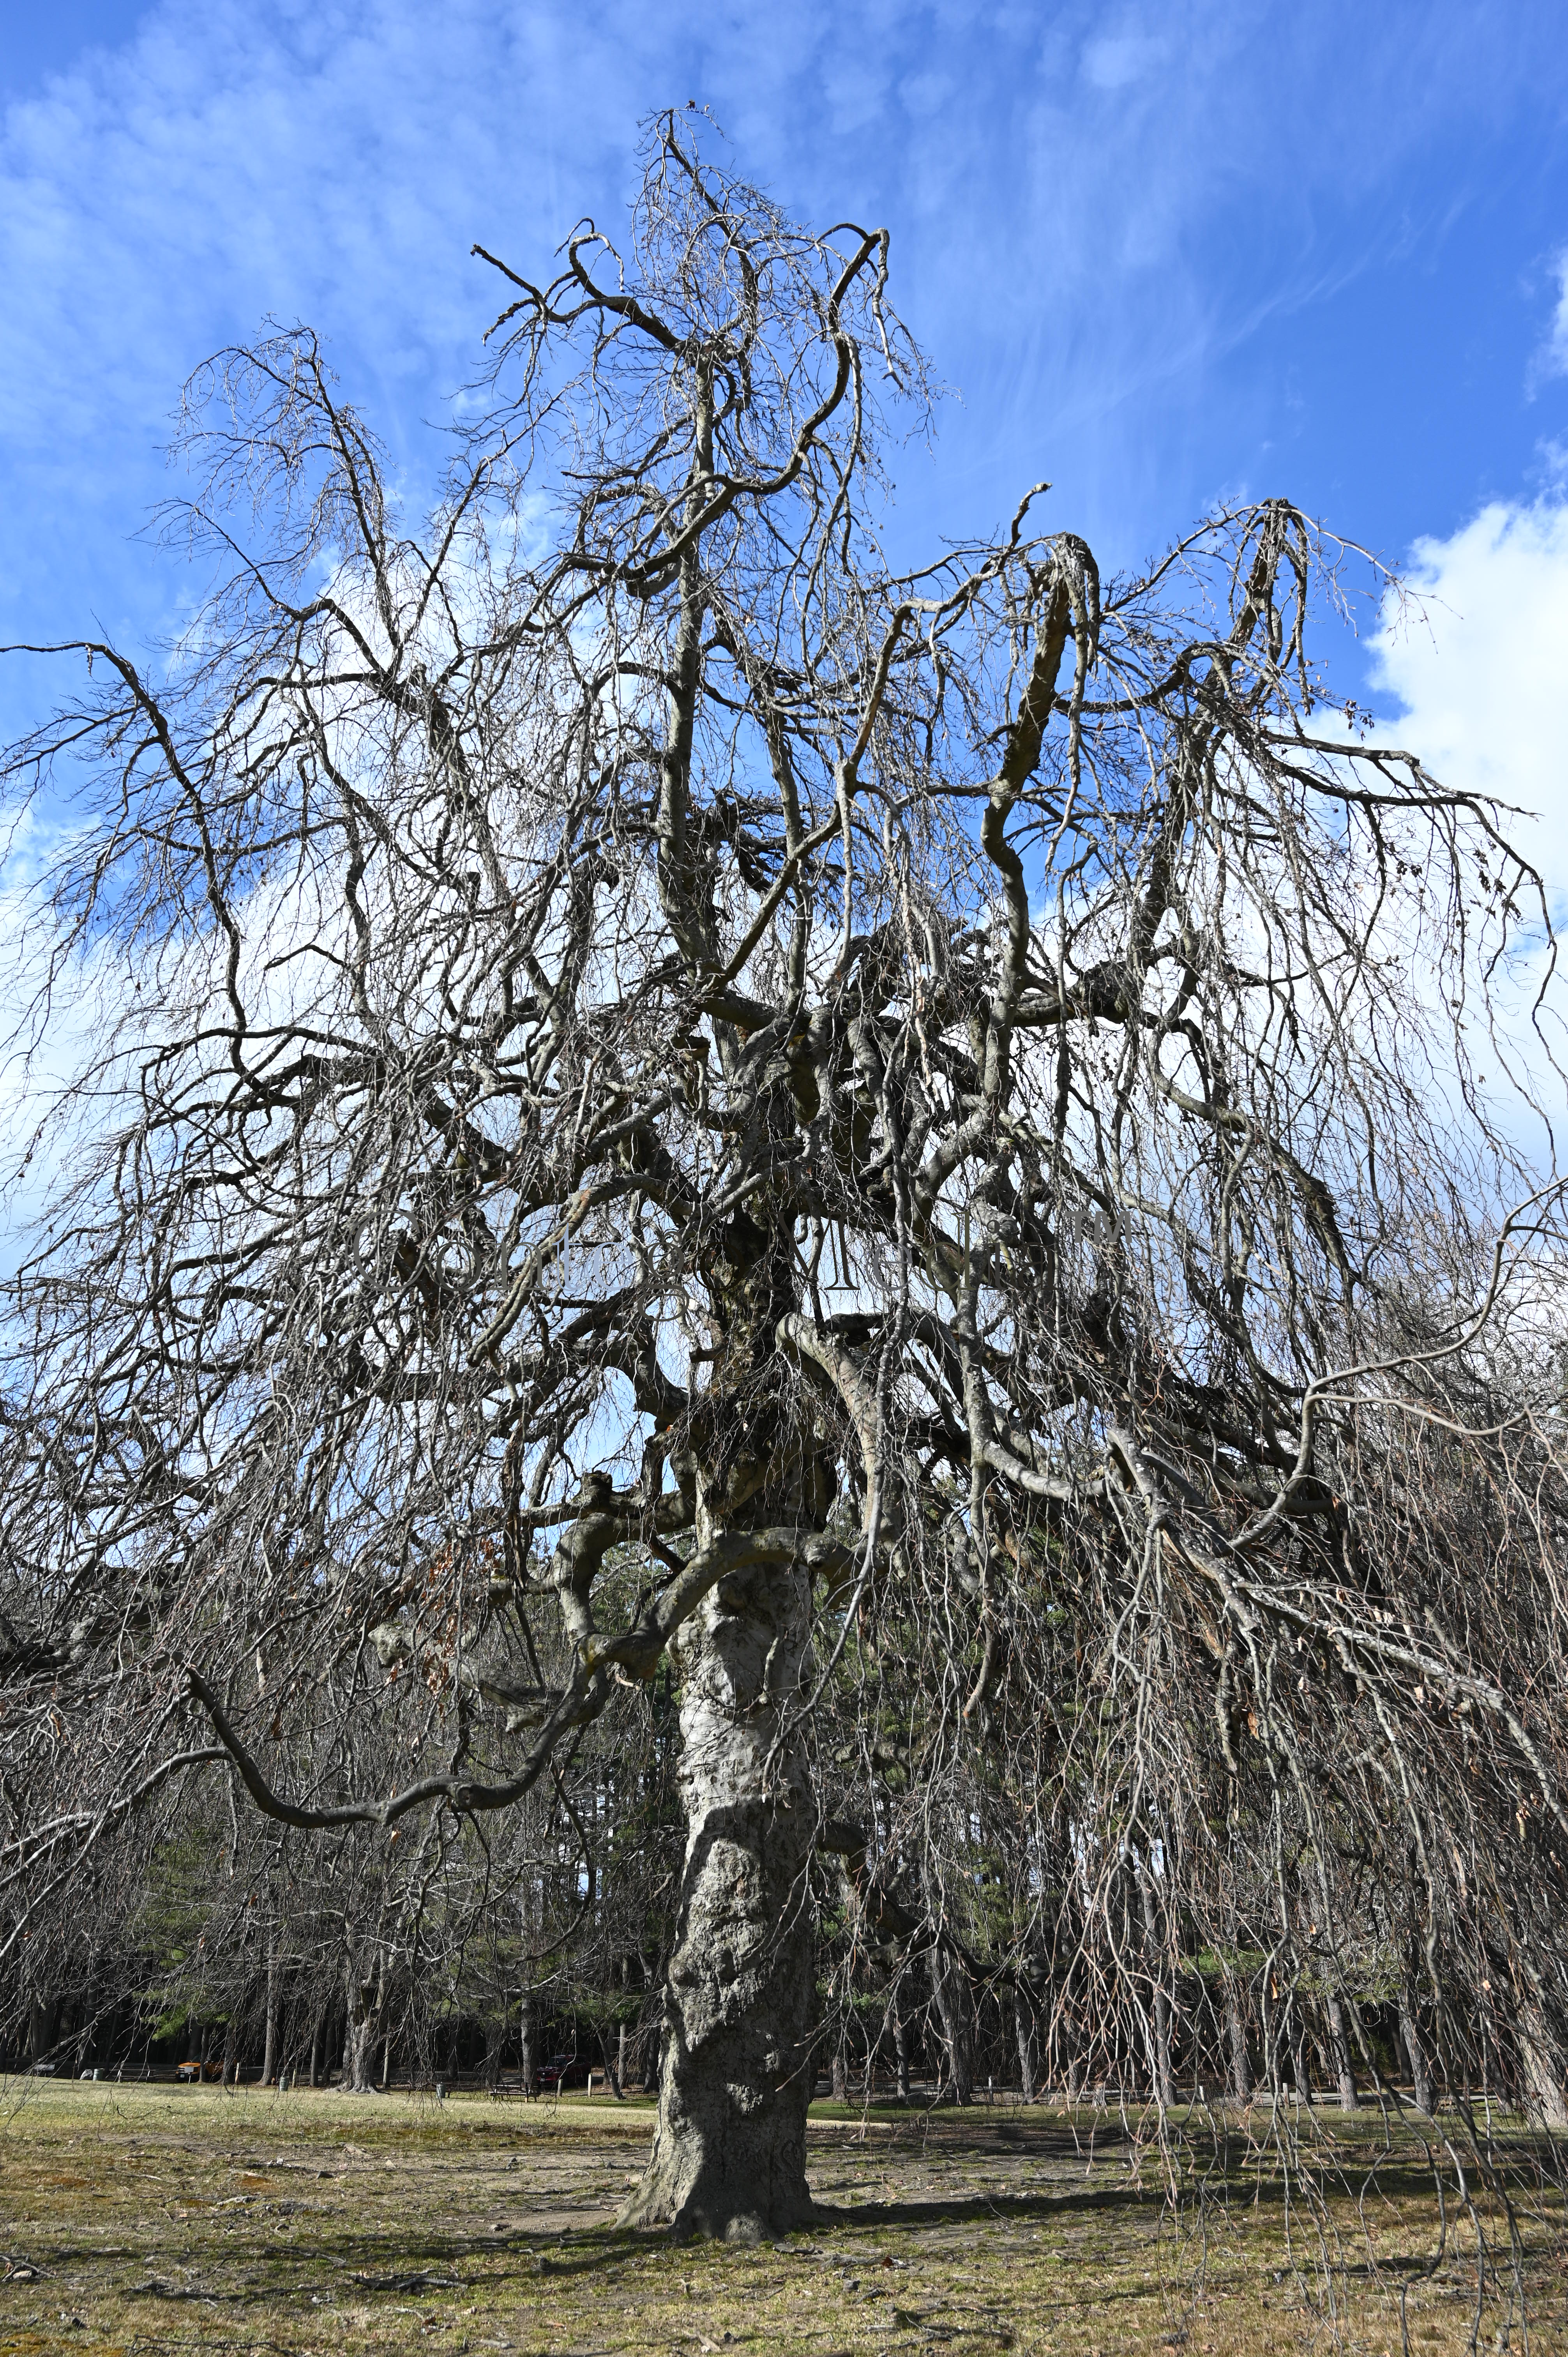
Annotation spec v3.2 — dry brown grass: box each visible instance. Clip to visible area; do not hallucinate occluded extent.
[1,2079,1563,2357]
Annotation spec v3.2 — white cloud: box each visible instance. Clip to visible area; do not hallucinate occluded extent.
[1369,498,1568,904]
[1365,498,1568,1168]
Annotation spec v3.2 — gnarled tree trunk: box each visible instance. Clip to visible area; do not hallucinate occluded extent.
[342,1946,382,2095]
[620,1555,817,2241]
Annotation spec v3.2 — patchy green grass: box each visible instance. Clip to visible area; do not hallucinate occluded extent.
[1,2079,1564,2356]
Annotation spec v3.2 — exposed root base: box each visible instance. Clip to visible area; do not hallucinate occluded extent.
[617,2179,820,2244]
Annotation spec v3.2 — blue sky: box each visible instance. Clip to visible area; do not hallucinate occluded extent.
[2,0,1567,855]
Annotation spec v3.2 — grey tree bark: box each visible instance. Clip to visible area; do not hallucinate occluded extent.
[619,1558,817,2240]
[1518,2003,1568,2127]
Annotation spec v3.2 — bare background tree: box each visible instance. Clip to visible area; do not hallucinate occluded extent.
[4,113,1568,2243]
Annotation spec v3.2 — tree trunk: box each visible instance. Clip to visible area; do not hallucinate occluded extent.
[1518,2005,1568,2127]
[222,2005,240,2087]
[932,1942,975,2104]
[1400,1993,1433,2114]
[1291,2007,1312,2104]
[1015,1990,1037,2106]
[1225,1978,1251,2104]
[28,1993,60,2064]
[830,2038,848,2103]
[308,2004,325,2088]
[342,1951,381,2094]
[893,1997,911,2102]
[261,1942,280,2087]
[1324,1989,1358,2111]
[620,1556,817,2241]
[519,1993,538,2098]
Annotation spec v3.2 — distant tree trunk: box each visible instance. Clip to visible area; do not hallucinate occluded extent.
[1015,1989,1038,2106]
[308,2004,325,2088]
[1324,1990,1358,2111]
[1225,1978,1251,2104]
[519,1993,538,2098]
[932,1944,975,2105]
[260,1942,280,2087]
[1291,2005,1311,2104]
[893,1997,911,2102]
[1400,1992,1434,2114]
[484,2014,504,2091]
[617,2021,629,2099]
[28,1993,60,2064]
[222,2005,241,2087]
[831,2036,848,2103]
[381,2028,393,2088]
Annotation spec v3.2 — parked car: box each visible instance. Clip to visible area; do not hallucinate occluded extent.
[175,2060,223,2081]
[537,2052,579,2090]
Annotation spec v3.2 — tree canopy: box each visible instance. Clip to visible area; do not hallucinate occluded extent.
[4,114,1568,2236]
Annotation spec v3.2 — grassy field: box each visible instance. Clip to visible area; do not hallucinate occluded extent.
[1,2079,1564,2357]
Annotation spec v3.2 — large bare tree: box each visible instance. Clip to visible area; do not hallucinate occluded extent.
[5,115,1568,2237]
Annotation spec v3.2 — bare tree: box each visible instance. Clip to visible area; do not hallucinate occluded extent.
[4,114,1568,2238]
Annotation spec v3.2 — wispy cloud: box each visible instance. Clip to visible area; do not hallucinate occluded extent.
[1530,247,1568,389]
[1,0,1566,730]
